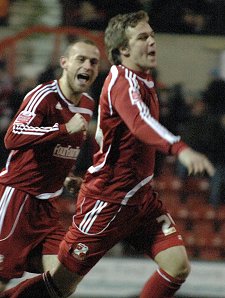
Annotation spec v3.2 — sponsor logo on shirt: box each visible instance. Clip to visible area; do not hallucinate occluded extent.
[72,243,89,261]
[53,144,80,160]
[14,111,35,125]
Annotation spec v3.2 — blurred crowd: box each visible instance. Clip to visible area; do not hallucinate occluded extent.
[60,0,225,36]
[157,80,225,208]
[1,0,225,35]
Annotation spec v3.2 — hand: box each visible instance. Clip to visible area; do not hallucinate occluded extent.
[65,113,87,135]
[178,147,215,177]
[63,176,83,195]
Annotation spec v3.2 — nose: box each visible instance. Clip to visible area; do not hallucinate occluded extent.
[83,59,92,69]
[147,36,155,46]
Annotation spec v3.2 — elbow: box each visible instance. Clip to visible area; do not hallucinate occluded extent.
[4,141,12,150]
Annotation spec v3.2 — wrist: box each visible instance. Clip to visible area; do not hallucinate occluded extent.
[170,141,188,155]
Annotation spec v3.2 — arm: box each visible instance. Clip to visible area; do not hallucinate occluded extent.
[112,79,186,155]
[112,76,215,176]
[5,98,87,150]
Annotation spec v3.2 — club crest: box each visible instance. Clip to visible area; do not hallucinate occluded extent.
[72,243,89,260]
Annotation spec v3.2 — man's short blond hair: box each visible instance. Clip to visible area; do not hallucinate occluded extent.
[104,10,149,65]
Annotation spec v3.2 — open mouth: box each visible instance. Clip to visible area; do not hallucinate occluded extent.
[77,73,90,83]
[148,50,156,56]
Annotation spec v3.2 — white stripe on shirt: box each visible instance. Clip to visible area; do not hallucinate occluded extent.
[124,68,180,144]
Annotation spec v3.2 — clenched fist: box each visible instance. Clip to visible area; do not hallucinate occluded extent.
[65,113,87,135]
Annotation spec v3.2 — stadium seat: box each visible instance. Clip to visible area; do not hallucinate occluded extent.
[192,220,216,236]
[183,177,210,194]
[174,218,189,231]
[188,203,216,221]
[198,247,222,261]
[216,205,225,220]
[153,175,183,193]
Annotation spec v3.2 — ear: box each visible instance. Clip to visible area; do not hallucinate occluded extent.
[60,56,67,70]
[120,46,130,57]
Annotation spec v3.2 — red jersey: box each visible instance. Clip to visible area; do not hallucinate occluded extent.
[0,80,94,199]
[81,65,187,205]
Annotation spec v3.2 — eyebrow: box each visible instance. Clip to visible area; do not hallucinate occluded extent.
[76,55,99,63]
[137,30,155,37]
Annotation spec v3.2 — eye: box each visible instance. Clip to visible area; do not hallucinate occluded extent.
[77,56,85,62]
[90,59,99,66]
[138,34,149,41]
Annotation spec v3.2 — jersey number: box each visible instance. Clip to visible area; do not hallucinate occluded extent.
[156,214,176,236]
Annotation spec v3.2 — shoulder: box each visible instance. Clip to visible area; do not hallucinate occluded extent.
[24,80,58,102]
[80,93,95,111]
[104,65,130,92]
[18,81,59,114]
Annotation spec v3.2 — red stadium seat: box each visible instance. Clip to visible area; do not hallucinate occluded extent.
[174,218,189,231]
[161,193,188,217]
[182,230,197,246]
[153,175,183,193]
[216,205,225,221]
[191,220,216,239]
[217,220,225,233]
[188,203,216,221]
[198,248,222,260]
[184,177,210,194]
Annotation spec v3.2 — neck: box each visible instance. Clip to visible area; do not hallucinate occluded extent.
[58,78,81,106]
[68,94,81,106]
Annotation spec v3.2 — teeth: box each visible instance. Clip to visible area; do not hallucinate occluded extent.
[77,74,89,81]
[78,79,86,83]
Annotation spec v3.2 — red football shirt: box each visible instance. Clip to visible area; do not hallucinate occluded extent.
[81,65,187,205]
[0,80,95,199]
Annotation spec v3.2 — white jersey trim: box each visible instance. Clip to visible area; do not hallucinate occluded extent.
[68,106,93,116]
[124,68,180,145]
[108,65,119,115]
[121,174,154,205]
[12,123,59,136]
[88,145,111,174]
[56,82,94,115]
[35,187,63,199]
[13,82,59,135]
[0,186,28,241]
[0,151,14,176]
[73,198,122,235]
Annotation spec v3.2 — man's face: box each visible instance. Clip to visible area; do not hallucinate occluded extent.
[123,21,157,72]
[61,42,100,94]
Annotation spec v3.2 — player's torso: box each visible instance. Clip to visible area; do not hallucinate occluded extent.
[0,80,94,197]
[83,67,159,205]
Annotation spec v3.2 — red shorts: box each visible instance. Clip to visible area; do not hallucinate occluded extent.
[58,191,184,276]
[0,185,66,279]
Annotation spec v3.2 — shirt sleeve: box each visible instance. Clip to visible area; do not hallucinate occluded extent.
[112,77,188,155]
[4,96,69,150]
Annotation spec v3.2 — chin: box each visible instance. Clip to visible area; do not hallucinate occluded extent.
[78,84,88,91]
